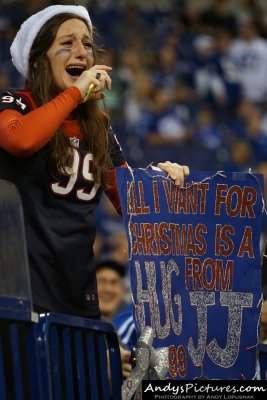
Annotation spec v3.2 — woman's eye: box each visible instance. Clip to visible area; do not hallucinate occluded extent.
[62,41,72,46]
[84,42,92,49]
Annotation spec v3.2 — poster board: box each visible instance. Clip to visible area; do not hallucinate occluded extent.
[116,168,264,380]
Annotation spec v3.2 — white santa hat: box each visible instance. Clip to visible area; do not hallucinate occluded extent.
[10,5,92,80]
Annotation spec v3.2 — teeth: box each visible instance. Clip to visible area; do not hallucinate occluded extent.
[67,65,85,70]
[66,65,86,77]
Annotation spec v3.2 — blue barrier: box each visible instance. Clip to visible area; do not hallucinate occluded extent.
[0,179,123,399]
[0,309,123,399]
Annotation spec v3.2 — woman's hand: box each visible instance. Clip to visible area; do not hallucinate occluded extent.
[120,346,132,379]
[157,161,190,187]
[73,64,112,100]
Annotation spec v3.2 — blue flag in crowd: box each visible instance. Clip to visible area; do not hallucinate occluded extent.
[116,167,264,380]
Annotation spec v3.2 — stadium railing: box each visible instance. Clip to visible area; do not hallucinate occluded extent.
[0,179,123,399]
[0,306,123,400]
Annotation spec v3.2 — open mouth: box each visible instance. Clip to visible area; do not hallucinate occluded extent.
[66,65,86,78]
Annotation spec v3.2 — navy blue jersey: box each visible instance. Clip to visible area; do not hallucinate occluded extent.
[0,90,126,318]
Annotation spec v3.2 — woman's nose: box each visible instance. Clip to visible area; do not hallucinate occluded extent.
[74,42,87,58]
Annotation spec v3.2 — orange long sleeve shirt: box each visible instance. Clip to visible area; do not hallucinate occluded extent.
[0,86,126,214]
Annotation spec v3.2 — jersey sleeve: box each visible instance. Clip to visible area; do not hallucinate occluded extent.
[108,125,126,167]
[104,162,128,216]
[104,126,127,215]
[0,91,33,114]
[0,87,81,157]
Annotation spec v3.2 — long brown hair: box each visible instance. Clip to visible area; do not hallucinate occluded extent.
[28,13,112,189]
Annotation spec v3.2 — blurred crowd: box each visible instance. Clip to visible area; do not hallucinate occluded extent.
[1,0,267,285]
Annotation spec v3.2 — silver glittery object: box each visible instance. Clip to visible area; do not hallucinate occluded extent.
[135,260,171,338]
[206,292,253,367]
[135,259,182,339]
[167,259,182,336]
[135,260,152,333]
[188,291,215,366]
[121,326,169,400]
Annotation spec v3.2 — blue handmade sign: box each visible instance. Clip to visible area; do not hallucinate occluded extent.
[116,168,264,380]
